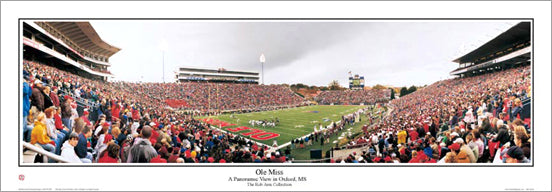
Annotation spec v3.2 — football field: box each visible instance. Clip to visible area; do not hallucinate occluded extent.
[204,105,367,146]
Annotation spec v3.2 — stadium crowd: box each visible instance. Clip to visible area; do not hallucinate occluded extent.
[22,60,300,163]
[331,65,531,163]
[315,89,391,105]
[120,81,305,113]
[22,59,531,164]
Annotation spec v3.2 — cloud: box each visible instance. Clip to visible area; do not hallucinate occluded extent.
[91,21,516,87]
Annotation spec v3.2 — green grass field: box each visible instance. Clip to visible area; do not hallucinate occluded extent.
[207,105,367,146]
[289,106,385,160]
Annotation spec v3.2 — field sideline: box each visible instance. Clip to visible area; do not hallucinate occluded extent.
[205,105,367,146]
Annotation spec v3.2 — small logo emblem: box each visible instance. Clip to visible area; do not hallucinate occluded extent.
[19,174,25,181]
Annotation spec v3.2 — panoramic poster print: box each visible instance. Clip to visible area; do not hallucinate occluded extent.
[20,20,532,165]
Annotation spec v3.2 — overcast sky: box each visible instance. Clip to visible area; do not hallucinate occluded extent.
[90,21,517,87]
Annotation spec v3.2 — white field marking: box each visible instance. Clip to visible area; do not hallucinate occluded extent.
[268,126,311,133]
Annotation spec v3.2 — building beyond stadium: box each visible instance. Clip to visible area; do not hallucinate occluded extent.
[450,22,530,77]
[175,67,260,84]
[22,21,120,81]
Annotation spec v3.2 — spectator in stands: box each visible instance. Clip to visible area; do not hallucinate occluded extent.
[30,112,56,162]
[98,142,120,163]
[127,126,157,163]
[469,129,484,160]
[75,125,93,163]
[31,80,45,111]
[60,132,82,163]
[42,86,54,110]
[111,127,124,146]
[81,109,91,126]
[514,126,531,160]
[61,96,73,132]
[23,76,33,142]
[168,147,180,163]
[444,143,470,163]
[456,138,476,163]
[44,107,65,155]
[492,122,510,147]
[54,107,69,136]
[96,134,113,162]
[505,146,530,163]
[94,122,110,151]
[50,86,60,107]
[397,129,407,145]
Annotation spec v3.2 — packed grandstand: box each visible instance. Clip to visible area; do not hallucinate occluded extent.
[21,21,531,164]
[315,89,392,105]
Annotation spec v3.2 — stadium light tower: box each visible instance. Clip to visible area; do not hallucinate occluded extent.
[260,53,266,85]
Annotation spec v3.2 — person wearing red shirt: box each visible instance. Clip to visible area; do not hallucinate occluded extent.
[168,147,180,163]
[408,151,420,163]
[409,129,419,142]
[81,109,91,126]
[131,105,140,121]
[98,143,120,163]
[54,107,68,133]
[111,100,121,120]
[423,122,429,133]
[50,86,60,107]
[149,122,160,145]
[150,155,168,163]
[252,143,259,151]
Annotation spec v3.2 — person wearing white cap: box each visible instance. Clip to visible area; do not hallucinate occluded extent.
[451,132,459,137]
[445,132,459,147]
[30,79,46,111]
[457,137,477,163]
[454,138,464,144]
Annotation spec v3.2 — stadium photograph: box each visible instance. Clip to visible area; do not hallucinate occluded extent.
[20,20,532,165]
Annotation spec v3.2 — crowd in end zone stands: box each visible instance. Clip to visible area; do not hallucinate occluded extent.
[117,81,305,112]
[22,60,303,163]
[334,65,531,163]
[315,89,391,105]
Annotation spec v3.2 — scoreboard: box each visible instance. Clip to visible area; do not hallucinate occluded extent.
[349,74,365,90]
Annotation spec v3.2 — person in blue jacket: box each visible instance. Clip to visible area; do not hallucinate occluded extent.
[23,74,33,142]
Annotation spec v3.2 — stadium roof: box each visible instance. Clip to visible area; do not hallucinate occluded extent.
[39,22,121,58]
[453,22,530,64]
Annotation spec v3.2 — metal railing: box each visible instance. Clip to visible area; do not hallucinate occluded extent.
[22,142,69,163]
[291,158,332,163]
